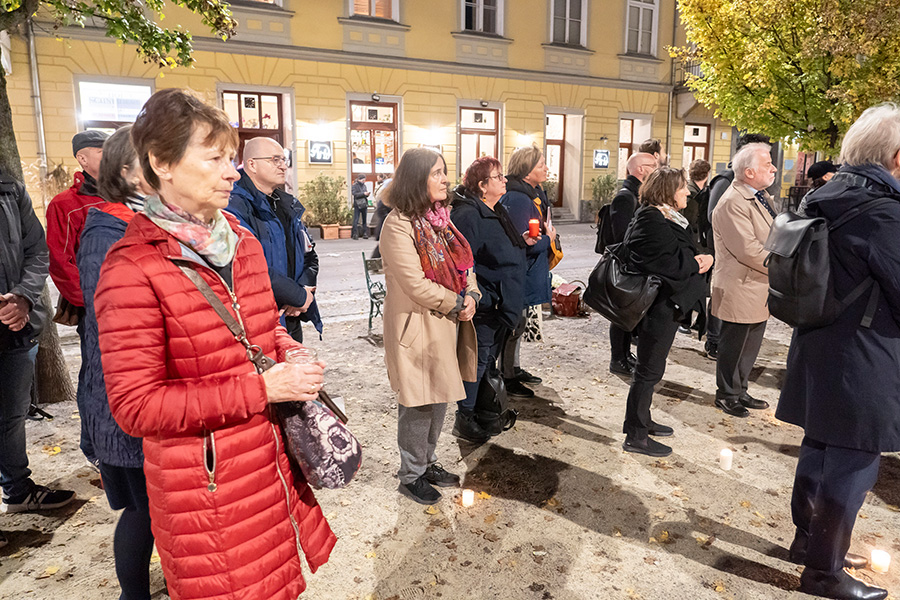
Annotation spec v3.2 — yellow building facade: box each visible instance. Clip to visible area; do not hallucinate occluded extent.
[3,0,763,220]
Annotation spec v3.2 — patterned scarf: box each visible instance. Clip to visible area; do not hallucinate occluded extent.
[660,204,691,229]
[143,195,237,267]
[411,202,474,294]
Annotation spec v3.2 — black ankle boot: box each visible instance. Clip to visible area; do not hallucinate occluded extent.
[799,568,887,600]
[452,410,491,443]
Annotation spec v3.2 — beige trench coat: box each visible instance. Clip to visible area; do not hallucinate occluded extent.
[380,210,480,407]
[710,181,775,323]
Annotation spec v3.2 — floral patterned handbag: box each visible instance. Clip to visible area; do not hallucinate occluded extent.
[172,260,362,489]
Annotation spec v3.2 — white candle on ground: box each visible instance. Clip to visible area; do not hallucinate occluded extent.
[462,489,475,507]
[871,549,891,574]
[719,448,733,471]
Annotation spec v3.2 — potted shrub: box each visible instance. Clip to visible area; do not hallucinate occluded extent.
[299,173,348,240]
[584,173,619,222]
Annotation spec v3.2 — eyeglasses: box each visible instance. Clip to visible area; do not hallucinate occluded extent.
[488,173,506,181]
[249,155,287,167]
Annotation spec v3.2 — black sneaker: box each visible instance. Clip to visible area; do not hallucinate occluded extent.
[704,343,718,360]
[0,531,7,549]
[677,325,691,335]
[623,437,672,457]
[514,367,542,384]
[505,379,535,398]
[423,463,460,488]
[399,476,441,505]
[648,421,674,437]
[1,485,76,513]
[609,358,634,376]
[452,410,491,444]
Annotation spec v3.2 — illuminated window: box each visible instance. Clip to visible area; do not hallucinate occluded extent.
[682,123,710,166]
[78,81,152,131]
[350,101,398,181]
[352,0,394,19]
[222,91,284,164]
[459,107,499,174]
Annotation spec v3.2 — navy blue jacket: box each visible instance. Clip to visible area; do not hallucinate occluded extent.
[500,178,551,306]
[450,186,526,329]
[77,206,143,468]
[776,165,900,452]
[227,170,322,336]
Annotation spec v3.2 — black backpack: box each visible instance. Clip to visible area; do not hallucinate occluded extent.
[763,198,892,329]
[594,203,614,254]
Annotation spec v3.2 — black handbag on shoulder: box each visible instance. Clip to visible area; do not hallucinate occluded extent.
[583,242,662,332]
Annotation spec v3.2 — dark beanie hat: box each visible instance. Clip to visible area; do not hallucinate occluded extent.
[807,160,839,180]
[72,130,109,156]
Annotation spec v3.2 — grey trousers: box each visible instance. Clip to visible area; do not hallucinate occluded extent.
[397,403,447,485]
[716,319,767,402]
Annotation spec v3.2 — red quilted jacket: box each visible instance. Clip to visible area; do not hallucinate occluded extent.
[95,212,335,600]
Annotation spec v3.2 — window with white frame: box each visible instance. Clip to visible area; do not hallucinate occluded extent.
[552,0,587,46]
[78,81,153,132]
[625,0,658,55]
[462,0,502,35]
[351,0,396,19]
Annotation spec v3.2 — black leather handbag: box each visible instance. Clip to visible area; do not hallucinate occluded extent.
[583,242,662,332]
[474,358,518,435]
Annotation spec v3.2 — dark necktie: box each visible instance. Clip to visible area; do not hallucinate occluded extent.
[755,191,777,218]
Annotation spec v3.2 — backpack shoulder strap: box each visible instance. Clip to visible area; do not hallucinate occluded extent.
[827,197,896,231]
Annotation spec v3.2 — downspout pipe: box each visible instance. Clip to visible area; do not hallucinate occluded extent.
[26,19,47,182]
[666,2,678,161]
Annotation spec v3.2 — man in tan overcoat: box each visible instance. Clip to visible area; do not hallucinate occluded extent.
[710,142,778,417]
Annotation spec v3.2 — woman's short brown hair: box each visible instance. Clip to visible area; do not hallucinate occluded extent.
[639,167,686,208]
[98,125,139,204]
[688,158,711,182]
[385,148,445,217]
[462,156,502,197]
[506,146,543,180]
[131,88,238,189]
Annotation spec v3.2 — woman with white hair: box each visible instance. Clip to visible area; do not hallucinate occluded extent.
[776,103,900,600]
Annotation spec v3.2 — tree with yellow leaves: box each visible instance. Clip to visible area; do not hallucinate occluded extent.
[673,0,900,152]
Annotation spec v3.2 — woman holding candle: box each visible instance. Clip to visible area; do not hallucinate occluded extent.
[381,148,480,505]
[776,104,900,600]
[450,157,537,443]
[499,147,555,398]
[94,89,335,600]
[620,167,711,457]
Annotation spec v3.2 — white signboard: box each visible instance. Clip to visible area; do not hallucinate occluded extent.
[79,81,152,123]
[309,140,333,164]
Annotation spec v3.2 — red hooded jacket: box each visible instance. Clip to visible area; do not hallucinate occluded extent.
[95,212,335,600]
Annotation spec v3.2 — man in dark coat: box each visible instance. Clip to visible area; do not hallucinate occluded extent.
[607,152,657,375]
[776,104,900,600]
[227,137,322,342]
[0,174,75,532]
[351,174,370,240]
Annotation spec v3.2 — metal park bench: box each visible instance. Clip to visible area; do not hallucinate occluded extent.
[363,251,385,334]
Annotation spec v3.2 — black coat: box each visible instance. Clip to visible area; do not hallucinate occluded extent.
[624,205,706,319]
[776,165,900,452]
[609,175,642,244]
[450,186,526,329]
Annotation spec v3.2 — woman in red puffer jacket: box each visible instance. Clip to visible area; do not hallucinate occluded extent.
[94,89,335,600]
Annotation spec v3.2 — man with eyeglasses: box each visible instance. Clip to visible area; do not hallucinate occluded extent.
[226,137,322,341]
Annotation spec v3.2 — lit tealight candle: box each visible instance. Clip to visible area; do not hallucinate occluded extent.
[719,448,733,471]
[462,489,475,507]
[871,549,891,574]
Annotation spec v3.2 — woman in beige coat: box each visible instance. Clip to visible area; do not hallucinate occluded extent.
[381,148,480,505]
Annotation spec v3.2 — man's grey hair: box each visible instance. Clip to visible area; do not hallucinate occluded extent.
[840,103,900,169]
[732,142,771,183]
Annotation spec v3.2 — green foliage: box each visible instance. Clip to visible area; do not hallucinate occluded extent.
[299,173,350,226]
[672,0,900,153]
[543,177,558,205]
[0,0,236,68]
[588,173,618,214]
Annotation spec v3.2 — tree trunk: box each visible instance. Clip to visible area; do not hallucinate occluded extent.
[1,52,76,405]
[35,287,76,405]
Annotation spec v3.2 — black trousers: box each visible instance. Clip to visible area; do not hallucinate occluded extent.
[715,319,766,402]
[609,324,632,363]
[623,300,679,440]
[790,436,880,573]
[461,315,509,412]
[500,310,527,380]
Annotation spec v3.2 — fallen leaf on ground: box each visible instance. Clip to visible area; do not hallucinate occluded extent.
[150,552,160,564]
[740,500,751,508]
[424,505,439,515]
[477,491,491,500]
[41,446,61,456]
[365,551,377,559]
[35,566,60,579]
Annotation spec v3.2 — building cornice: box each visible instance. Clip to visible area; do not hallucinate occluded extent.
[34,25,675,94]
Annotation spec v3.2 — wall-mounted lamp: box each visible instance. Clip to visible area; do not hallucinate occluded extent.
[599,136,609,142]
[371,92,381,102]
[480,100,489,108]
